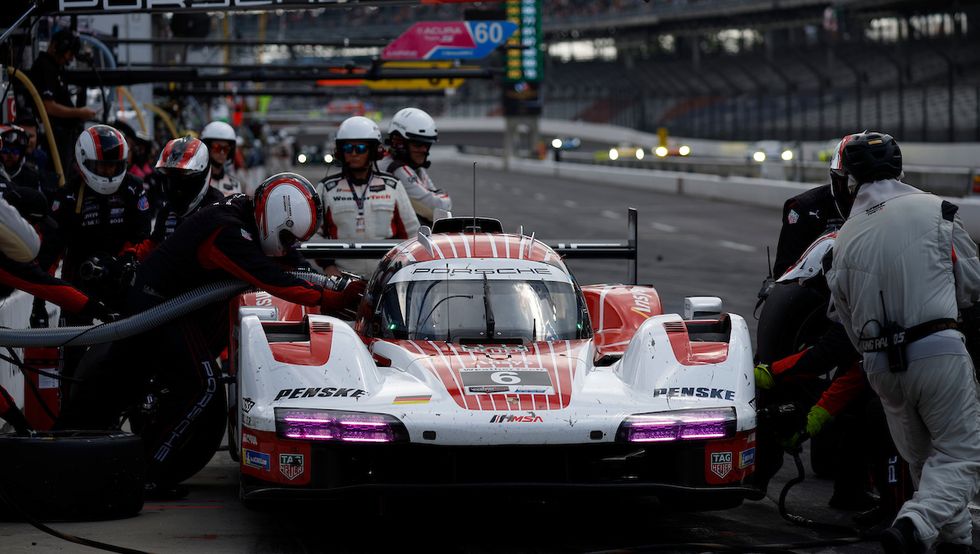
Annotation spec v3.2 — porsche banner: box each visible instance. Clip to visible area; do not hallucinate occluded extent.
[43,0,489,14]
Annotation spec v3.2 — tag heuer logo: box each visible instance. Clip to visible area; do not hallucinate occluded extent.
[241,397,255,413]
[279,453,305,481]
[710,451,733,479]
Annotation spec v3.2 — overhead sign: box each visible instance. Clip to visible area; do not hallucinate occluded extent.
[382,20,516,61]
[505,0,542,83]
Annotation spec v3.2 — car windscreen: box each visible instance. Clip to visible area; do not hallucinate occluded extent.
[377,278,585,343]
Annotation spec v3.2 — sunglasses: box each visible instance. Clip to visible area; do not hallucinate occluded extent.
[210,142,232,154]
[341,143,370,155]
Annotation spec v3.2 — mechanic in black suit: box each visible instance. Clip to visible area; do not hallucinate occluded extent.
[28,29,96,175]
[58,174,364,497]
[772,183,842,278]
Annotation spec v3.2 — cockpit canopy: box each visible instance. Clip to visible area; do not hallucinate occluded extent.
[374,259,592,344]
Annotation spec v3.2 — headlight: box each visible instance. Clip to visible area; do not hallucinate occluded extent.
[678,145,691,156]
[324,154,334,164]
[635,148,644,160]
[551,138,563,149]
[616,407,736,443]
[608,148,619,161]
[275,408,409,443]
[655,146,668,158]
[752,151,766,163]
[781,150,794,161]
[297,153,308,164]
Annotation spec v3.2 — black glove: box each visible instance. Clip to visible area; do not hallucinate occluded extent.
[30,297,49,329]
[79,299,120,323]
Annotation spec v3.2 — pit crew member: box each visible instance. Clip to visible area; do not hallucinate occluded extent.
[385,107,451,226]
[58,173,364,494]
[827,132,980,554]
[201,121,242,196]
[316,116,418,276]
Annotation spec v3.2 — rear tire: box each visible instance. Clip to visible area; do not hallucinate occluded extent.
[0,430,144,521]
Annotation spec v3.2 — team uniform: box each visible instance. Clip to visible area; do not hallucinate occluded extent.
[829,179,980,549]
[42,173,151,293]
[385,158,451,223]
[773,184,840,277]
[60,193,349,487]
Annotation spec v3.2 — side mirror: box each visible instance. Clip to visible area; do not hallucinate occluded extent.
[684,296,723,320]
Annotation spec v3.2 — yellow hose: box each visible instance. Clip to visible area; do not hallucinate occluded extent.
[6,67,66,187]
[116,86,147,134]
[142,102,178,139]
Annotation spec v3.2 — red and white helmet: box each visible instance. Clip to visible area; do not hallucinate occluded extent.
[156,136,211,216]
[253,173,322,257]
[75,124,130,195]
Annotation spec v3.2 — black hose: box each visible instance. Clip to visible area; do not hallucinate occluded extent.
[0,271,331,348]
[777,449,872,537]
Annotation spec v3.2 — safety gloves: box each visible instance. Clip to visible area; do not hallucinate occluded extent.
[805,405,832,437]
[783,405,833,452]
[754,363,776,390]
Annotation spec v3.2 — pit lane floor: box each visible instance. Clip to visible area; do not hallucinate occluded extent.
[2,161,977,552]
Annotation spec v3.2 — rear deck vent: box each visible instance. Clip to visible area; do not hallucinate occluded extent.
[310,321,333,333]
[662,321,687,334]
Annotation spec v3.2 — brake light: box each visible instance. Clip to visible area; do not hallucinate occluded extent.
[275,408,408,443]
[617,408,736,443]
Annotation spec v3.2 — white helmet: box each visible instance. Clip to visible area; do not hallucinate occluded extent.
[336,116,383,161]
[337,116,382,143]
[388,108,438,144]
[74,124,130,195]
[156,136,211,216]
[201,121,237,142]
[253,173,323,257]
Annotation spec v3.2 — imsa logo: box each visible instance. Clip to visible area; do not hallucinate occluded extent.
[279,453,305,481]
[710,451,733,479]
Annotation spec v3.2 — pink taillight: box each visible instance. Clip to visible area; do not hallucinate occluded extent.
[621,409,734,443]
[276,409,405,443]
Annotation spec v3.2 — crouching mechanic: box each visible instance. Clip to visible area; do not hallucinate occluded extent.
[317,116,418,276]
[385,107,451,226]
[58,173,365,496]
[827,132,980,554]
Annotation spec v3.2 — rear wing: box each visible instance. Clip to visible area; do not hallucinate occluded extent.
[298,208,638,284]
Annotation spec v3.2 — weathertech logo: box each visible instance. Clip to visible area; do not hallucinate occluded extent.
[489,414,543,423]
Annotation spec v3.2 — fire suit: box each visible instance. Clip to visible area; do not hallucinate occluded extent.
[0,194,38,263]
[0,192,102,317]
[316,171,419,276]
[41,173,152,298]
[128,185,225,262]
[60,194,354,486]
[774,184,840,277]
[385,158,451,224]
[210,169,242,197]
[827,179,980,549]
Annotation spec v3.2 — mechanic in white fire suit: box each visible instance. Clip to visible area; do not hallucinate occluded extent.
[316,116,418,276]
[826,132,980,554]
[385,107,451,226]
[200,120,243,197]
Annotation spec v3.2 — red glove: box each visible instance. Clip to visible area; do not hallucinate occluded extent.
[320,278,366,312]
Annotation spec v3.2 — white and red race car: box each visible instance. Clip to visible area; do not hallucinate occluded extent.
[228,214,758,509]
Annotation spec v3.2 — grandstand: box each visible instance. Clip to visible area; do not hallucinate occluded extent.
[225,1,980,142]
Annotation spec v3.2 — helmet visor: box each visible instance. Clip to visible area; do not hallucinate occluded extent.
[161,170,207,209]
[83,158,127,179]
